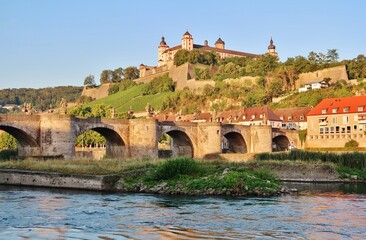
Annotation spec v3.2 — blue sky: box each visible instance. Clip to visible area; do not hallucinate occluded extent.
[1,0,365,89]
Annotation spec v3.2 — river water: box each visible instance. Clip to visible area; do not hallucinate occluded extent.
[1,183,366,240]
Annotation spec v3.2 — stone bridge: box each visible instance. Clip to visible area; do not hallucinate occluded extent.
[0,114,299,159]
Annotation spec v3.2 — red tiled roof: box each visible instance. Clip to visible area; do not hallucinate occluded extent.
[238,106,281,122]
[307,96,366,116]
[273,107,312,123]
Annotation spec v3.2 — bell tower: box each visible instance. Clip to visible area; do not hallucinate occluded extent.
[158,36,169,66]
[268,37,278,57]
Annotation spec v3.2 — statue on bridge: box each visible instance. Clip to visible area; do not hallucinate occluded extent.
[22,102,33,115]
[110,107,116,119]
[59,98,68,115]
[145,103,154,118]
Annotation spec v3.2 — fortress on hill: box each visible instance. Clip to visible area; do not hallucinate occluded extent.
[138,31,278,84]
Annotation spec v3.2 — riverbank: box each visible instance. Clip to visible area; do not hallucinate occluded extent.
[1,157,363,196]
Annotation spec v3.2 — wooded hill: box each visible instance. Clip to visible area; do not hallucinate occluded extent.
[0,86,83,112]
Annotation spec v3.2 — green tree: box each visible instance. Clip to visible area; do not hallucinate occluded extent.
[112,67,124,82]
[174,49,189,66]
[83,75,96,87]
[0,132,18,150]
[124,66,139,80]
[326,49,339,63]
[100,70,113,84]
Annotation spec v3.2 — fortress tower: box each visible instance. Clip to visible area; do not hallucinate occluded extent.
[268,37,278,57]
[215,37,225,49]
[158,37,169,67]
[181,31,193,51]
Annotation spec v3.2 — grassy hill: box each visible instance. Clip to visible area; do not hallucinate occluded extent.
[83,84,173,113]
[270,85,355,109]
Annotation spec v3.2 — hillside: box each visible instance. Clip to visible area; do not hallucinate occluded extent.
[0,86,83,111]
[83,84,174,113]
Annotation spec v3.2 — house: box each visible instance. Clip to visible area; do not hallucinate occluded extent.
[214,107,282,128]
[306,96,366,148]
[236,107,282,128]
[273,107,312,130]
[298,80,329,92]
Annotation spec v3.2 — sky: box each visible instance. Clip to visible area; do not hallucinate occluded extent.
[1,0,366,89]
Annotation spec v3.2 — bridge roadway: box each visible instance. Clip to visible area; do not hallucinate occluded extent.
[0,114,299,159]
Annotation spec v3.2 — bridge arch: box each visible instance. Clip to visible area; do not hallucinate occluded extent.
[75,123,127,159]
[222,131,247,153]
[0,124,39,147]
[159,128,195,158]
[272,135,290,152]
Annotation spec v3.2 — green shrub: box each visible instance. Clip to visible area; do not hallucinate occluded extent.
[151,158,202,180]
[345,139,359,148]
[108,84,120,95]
[0,150,17,160]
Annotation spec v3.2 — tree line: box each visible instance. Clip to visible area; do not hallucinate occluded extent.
[84,66,140,87]
[0,86,83,112]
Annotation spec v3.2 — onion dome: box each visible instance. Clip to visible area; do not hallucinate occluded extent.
[160,37,167,46]
[268,37,276,50]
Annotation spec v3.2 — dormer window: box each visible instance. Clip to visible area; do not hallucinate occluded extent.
[251,115,255,119]
[280,116,284,120]
[288,116,292,121]
[321,109,327,114]
[358,106,364,112]
[260,114,263,119]
[343,107,350,113]
[332,108,338,113]
[300,116,304,121]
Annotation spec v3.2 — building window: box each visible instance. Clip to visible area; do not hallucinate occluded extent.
[332,108,338,113]
[251,115,255,119]
[332,117,337,124]
[354,125,358,131]
[325,127,329,134]
[343,107,350,113]
[280,116,284,120]
[322,109,327,114]
[335,126,340,133]
[359,125,363,131]
[330,126,334,133]
[358,106,364,112]
[300,116,304,121]
[260,114,263,119]
[343,116,349,124]
[341,127,346,133]
[347,126,351,133]
[288,116,292,121]
[320,128,324,134]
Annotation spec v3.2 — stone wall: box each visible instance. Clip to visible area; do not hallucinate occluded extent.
[81,83,112,100]
[0,169,117,190]
[296,65,349,88]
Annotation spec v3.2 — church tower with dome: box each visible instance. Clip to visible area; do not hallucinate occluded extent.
[267,37,278,57]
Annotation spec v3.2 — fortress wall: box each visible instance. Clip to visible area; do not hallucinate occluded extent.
[169,63,189,90]
[134,70,169,84]
[81,83,112,100]
[296,65,349,88]
[186,79,215,93]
